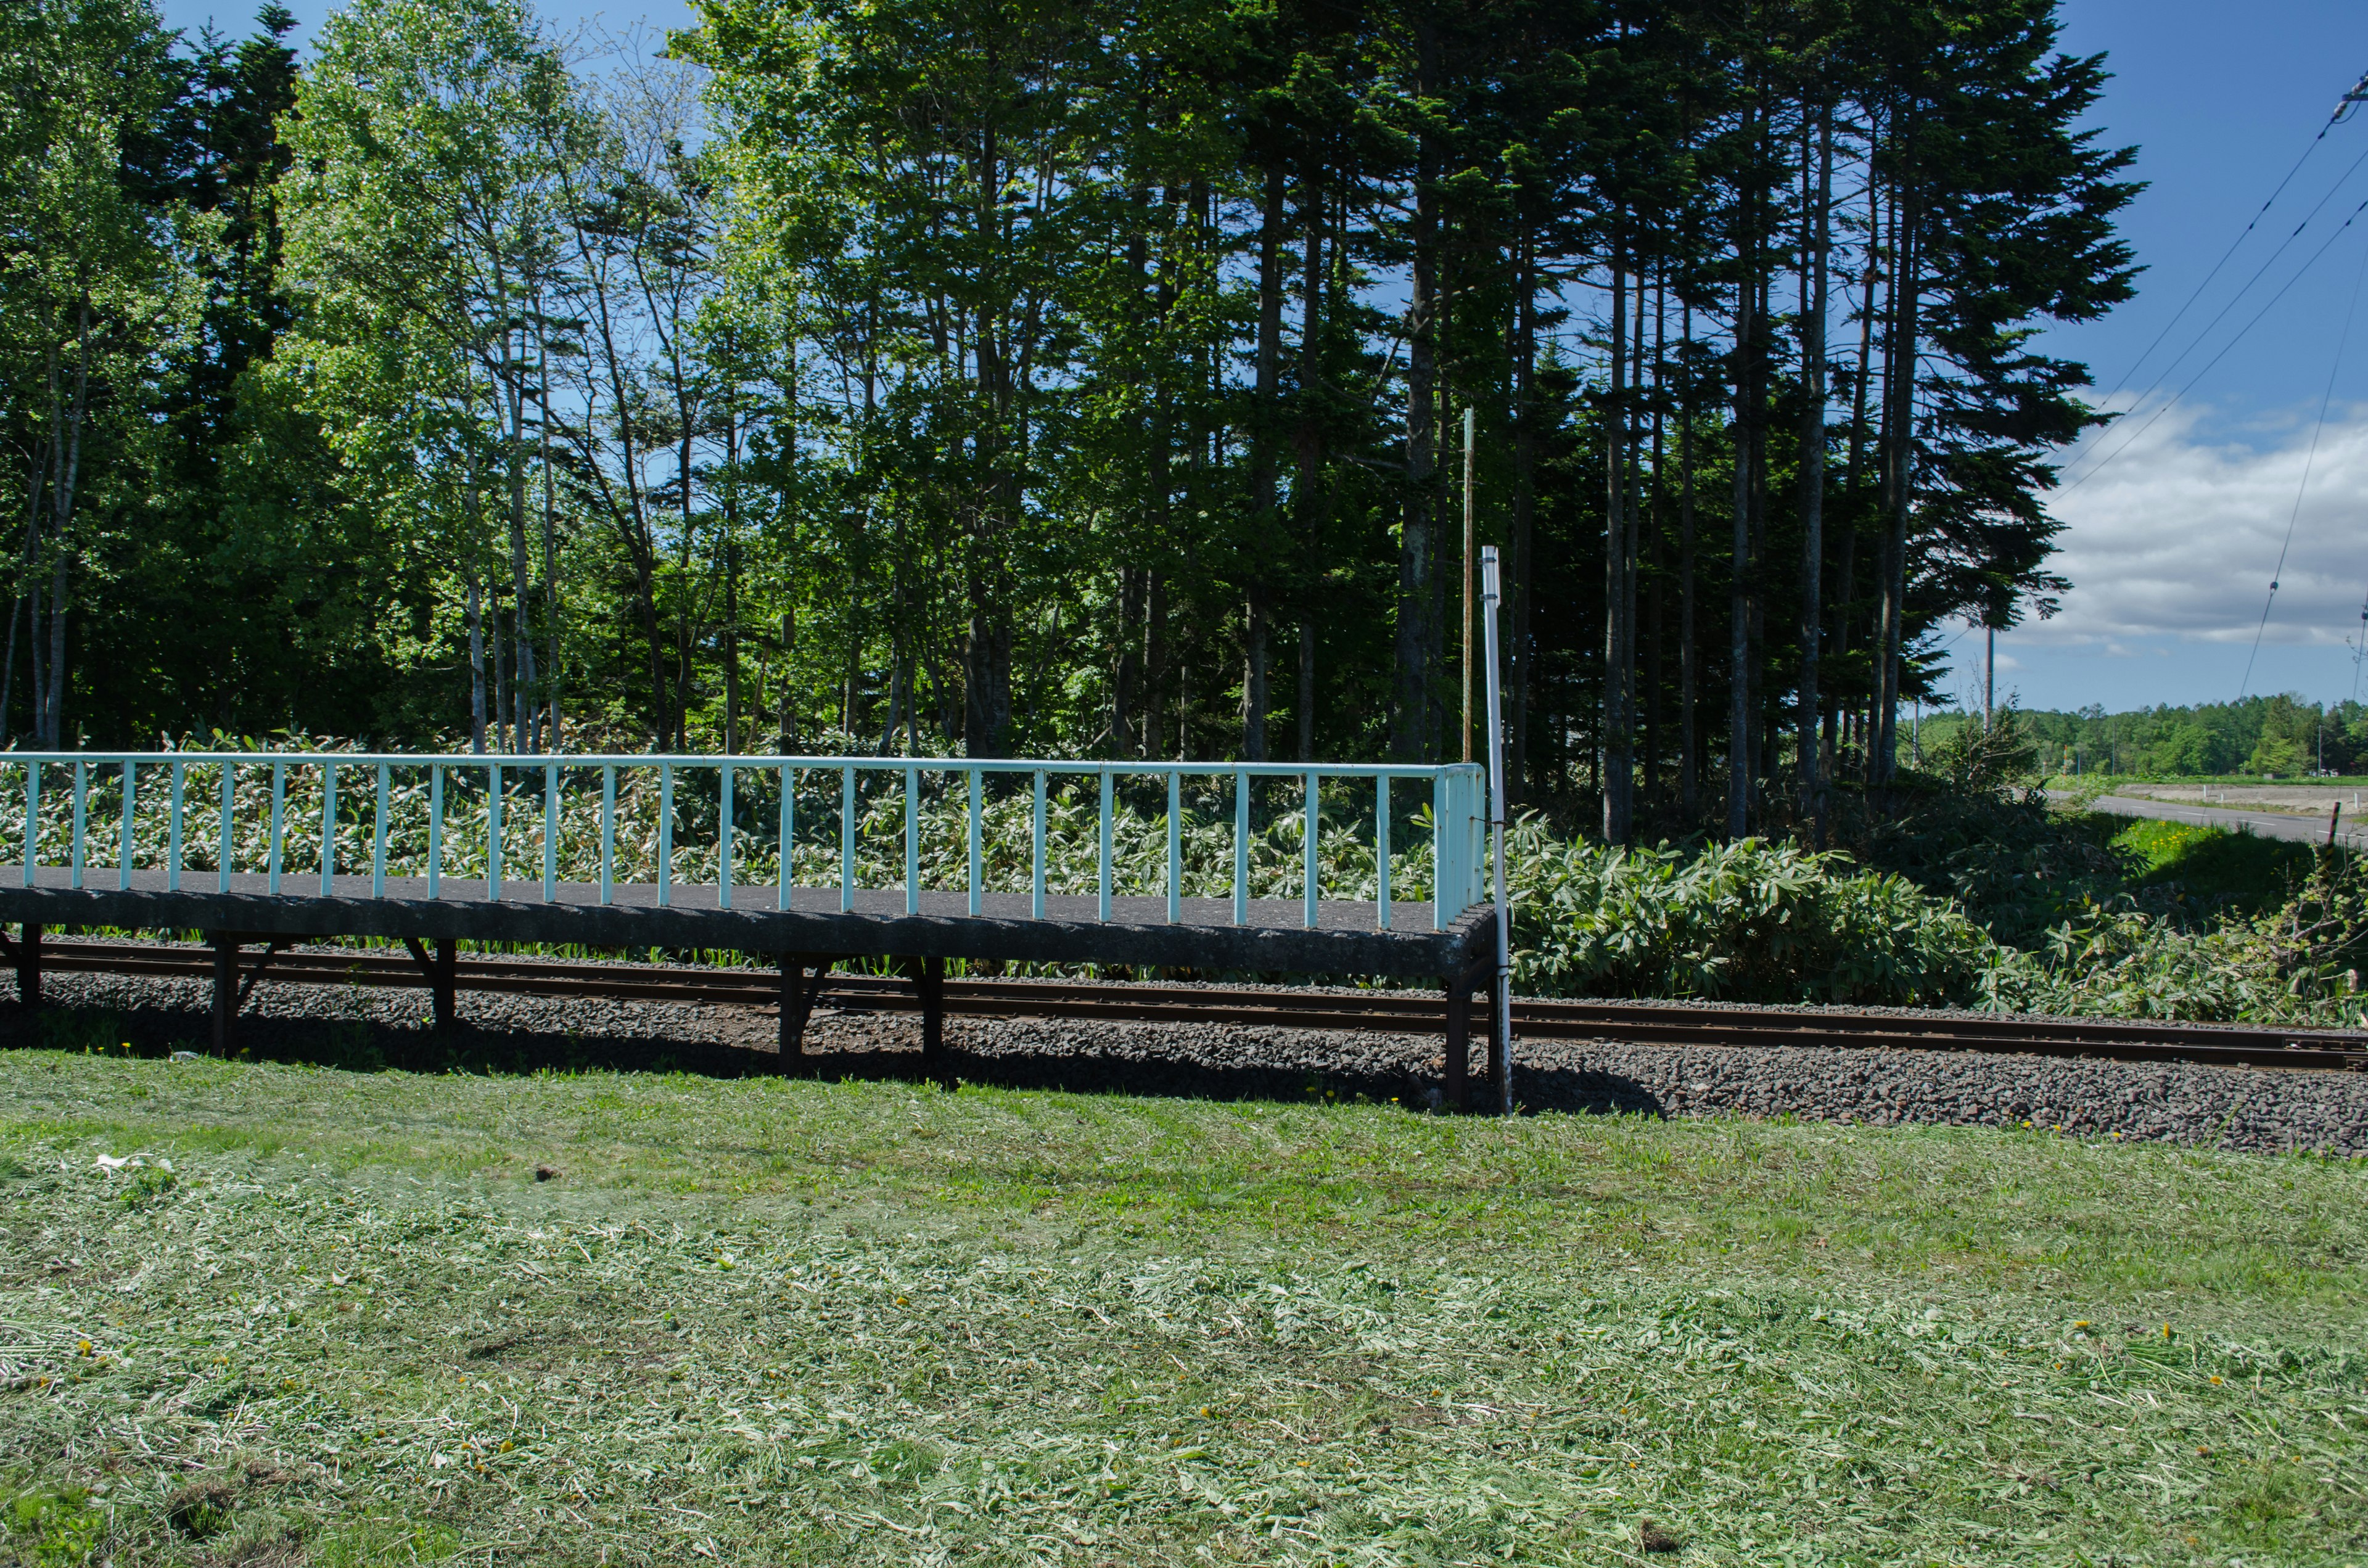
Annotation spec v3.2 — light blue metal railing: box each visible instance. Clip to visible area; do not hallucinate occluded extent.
[0,753,1490,932]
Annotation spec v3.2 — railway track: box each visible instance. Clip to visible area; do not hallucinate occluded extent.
[27,937,2368,1072]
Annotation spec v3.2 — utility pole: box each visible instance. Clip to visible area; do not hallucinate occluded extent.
[1461,406,1476,763]
[1984,625,1994,728]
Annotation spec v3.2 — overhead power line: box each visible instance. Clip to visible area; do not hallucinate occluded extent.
[2058,183,2368,499]
[2103,76,2364,398]
[2063,67,2368,494]
[2238,226,2368,700]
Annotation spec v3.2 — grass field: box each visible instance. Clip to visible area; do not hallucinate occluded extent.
[1,1049,2362,1566]
[2111,818,2322,913]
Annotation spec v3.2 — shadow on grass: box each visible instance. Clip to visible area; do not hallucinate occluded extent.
[0,995,1669,1119]
[2117,818,2320,913]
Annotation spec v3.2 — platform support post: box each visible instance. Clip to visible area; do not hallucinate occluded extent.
[16,921,39,1012]
[778,953,829,1070]
[1442,952,1490,1111]
[432,938,457,1032]
[907,955,947,1083]
[209,932,236,1054]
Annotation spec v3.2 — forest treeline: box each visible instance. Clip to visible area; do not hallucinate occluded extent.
[2,0,2133,842]
[1954,696,2368,779]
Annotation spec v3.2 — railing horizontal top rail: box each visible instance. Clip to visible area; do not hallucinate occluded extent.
[0,752,1478,778]
[0,750,1490,934]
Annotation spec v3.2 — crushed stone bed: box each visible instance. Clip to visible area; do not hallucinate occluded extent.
[6,970,2363,1157]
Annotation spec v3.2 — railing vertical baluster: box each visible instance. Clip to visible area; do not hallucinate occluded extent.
[718,763,735,911]
[777,763,794,912]
[1097,767,1112,923]
[168,760,183,892]
[1376,774,1391,931]
[1030,769,1046,919]
[118,760,135,892]
[1166,771,1181,924]
[372,764,388,898]
[657,762,672,907]
[1431,769,1449,930]
[839,766,855,911]
[22,760,38,887]
[428,764,443,900]
[70,760,86,890]
[543,763,557,903]
[217,761,232,893]
[488,761,503,901]
[321,762,337,895]
[966,768,982,917]
[268,761,284,896]
[903,764,919,916]
[599,765,615,905]
[1232,768,1248,926]
[1302,770,1318,930]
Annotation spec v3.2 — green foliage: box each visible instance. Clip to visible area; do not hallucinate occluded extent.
[1,1486,106,1567]
[1503,820,1993,1004]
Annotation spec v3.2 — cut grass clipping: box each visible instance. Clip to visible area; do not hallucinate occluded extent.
[1,1049,2362,1564]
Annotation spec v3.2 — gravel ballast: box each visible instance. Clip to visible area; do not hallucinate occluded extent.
[7,969,2364,1157]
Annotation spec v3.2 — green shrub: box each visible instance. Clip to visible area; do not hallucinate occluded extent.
[1503,819,1994,1005]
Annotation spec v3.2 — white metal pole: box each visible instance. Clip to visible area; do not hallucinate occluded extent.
[1479,546,1513,1115]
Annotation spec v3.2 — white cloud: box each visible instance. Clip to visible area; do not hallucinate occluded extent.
[2026,400,2368,650]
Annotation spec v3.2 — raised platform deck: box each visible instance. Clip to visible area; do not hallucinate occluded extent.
[0,749,1507,1104]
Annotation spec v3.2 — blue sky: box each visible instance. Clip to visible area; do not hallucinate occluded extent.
[162,0,2368,717]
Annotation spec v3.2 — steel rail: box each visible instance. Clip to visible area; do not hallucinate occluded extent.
[26,937,2368,1072]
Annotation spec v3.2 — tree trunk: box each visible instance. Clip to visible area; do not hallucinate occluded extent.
[1602,223,1631,845]
[1146,569,1168,759]
[724,538,741,755]
[1246,164,1285,760]
[1392,20,1441,761]
[1116,564,1143,754]
[1796,106,1833,839]
[467,568,487,757]
[43,548,65,748]
[1727,183,1757,838]
[1875,173,1920,782]
[1508,231,1538,805]
[1679,294,1699,821]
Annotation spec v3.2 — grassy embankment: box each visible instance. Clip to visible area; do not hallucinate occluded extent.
[1,1049,2362,1566]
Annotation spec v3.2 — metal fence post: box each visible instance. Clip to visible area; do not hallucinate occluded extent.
[968,767,983,917]
[1232,769,1248,926]
[599,765,615,906]
[719,763,735,911]
[428,763,443,900]
[543,762,558,903]
[904,764,921,916]
[22,761,38,887]
[1166,770,1182,924]
[321,761,337,895]
[1097,767,1113,922]
[839,766,857,911]
[488,761,503,901]
[119,760,135,892]
[1031,769,1046,919]
[1302,770,1318,930]
[168,760,184,892]
[268,760,284,896]
[657,762,672,907]
[778,763,794,912]
[372,763,388,898]
[70,760,85,890]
